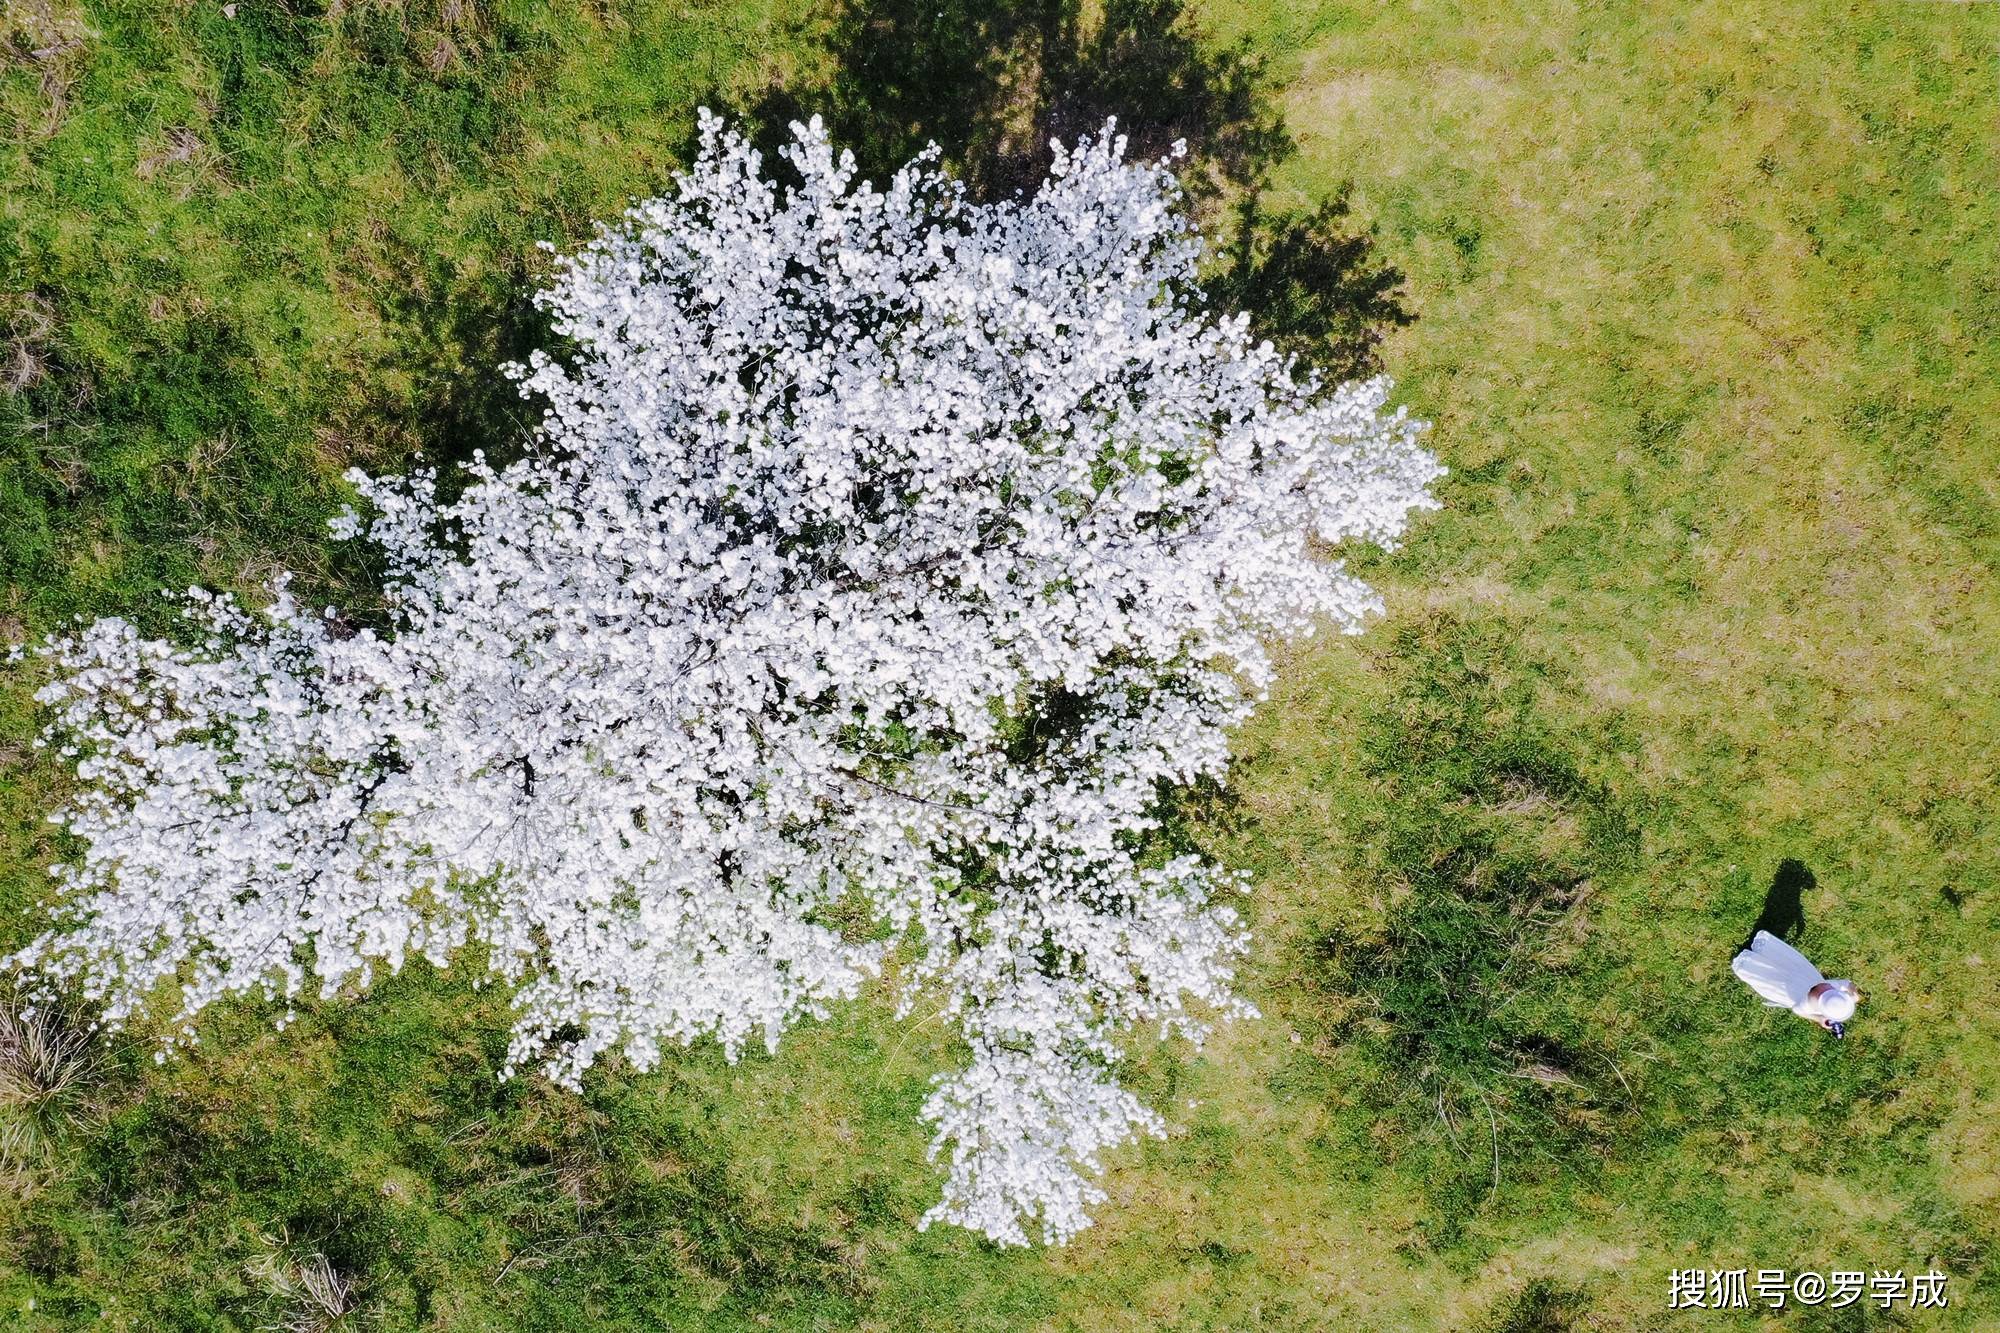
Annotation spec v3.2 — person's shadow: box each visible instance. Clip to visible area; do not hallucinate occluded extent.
[1739,858,1812,953]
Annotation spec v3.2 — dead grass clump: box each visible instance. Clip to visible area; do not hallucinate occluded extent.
[136,126,232,197]
[0,1116,51,1197]
[247,1242,371,1333]
[2,291,54,393]
[1,1,92,138]
[0,997,103,1125]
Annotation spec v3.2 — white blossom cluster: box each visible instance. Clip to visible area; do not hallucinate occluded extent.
[12,112,1440,1246]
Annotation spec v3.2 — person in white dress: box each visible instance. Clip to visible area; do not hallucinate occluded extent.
[1731,930,1863,1037]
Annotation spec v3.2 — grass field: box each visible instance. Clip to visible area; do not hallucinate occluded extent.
[3,1,1998,1328]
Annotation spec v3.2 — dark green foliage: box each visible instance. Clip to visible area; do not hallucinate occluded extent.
[1303,613,1641,1239]
[1479,1278,1590,1333]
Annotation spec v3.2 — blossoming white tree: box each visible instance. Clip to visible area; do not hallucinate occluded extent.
[12,112,1440,1246]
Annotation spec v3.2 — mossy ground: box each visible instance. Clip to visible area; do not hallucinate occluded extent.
[2,1,1996,1328]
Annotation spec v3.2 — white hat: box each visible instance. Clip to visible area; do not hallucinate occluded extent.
[1819,983,1859,1023]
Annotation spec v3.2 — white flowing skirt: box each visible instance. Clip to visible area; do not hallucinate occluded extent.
[1731,930,1824,1009]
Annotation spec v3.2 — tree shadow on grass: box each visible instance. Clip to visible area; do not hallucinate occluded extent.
[715,0,1412,379]
[387,266,548,480]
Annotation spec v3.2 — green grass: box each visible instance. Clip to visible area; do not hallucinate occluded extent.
[4,0,1999,1328]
